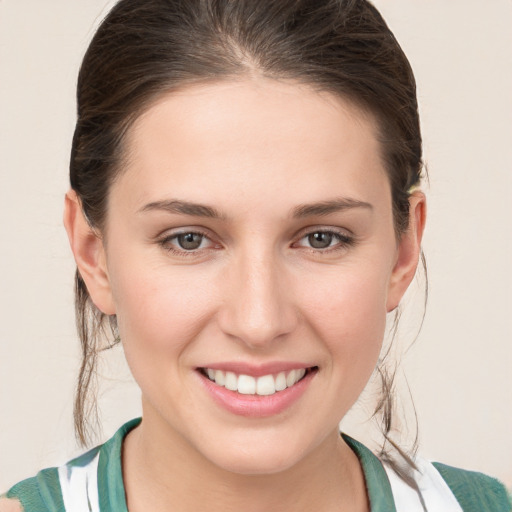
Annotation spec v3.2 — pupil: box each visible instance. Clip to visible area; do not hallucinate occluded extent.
[308,232,333,249]
[178,233,203,250]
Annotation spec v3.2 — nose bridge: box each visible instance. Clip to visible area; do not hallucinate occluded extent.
[218,243,297,348]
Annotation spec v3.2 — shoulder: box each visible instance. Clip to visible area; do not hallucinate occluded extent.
[0,498,23,512]
[3,468,64,512]
[433,462,512,512]
[3,419,140,512]
[4,447,103,512]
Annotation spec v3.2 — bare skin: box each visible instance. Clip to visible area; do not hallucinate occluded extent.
[0,499,22,512]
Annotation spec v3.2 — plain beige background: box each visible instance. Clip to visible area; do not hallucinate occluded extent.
[1,0,511,491]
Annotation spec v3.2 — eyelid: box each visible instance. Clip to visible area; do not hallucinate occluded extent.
[155,225,215,241]
[293,225,354,241]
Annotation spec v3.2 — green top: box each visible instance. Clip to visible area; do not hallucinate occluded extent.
[5,418,511,512]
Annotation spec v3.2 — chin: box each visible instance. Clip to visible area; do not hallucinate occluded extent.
[215,450,301,476]
[197,431,314,476]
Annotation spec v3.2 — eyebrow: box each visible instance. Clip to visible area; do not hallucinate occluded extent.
[139,200,226,219]
[292,197,373,218]
[138,197,372,219]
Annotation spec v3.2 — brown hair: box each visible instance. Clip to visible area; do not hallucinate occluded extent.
[71,0,424,467]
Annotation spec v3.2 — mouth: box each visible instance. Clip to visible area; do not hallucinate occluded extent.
[198,366,318,396]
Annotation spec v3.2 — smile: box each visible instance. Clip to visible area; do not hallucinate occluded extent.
[200,367,313,396]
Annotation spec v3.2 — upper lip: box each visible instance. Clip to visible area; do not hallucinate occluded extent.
[197,361,316,377]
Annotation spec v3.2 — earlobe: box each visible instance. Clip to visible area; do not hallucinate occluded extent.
[63,190,116,315]
[386,192,427,312]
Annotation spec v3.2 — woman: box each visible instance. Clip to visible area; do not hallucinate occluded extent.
[1,0,510,510]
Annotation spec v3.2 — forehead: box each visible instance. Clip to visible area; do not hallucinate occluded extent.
[114,78,389,216]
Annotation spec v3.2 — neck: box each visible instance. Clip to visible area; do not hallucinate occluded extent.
[122,409,369,512]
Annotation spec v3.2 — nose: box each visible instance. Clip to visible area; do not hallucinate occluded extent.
[217,247,298,350]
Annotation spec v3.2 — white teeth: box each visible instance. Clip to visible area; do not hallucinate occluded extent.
[237,374,256,395]
[214,369,225,386]
[286,369,297,387]
[204,367,309,395]
[225,371,238,391]
[256,375,276,396]
[275,372,287,391]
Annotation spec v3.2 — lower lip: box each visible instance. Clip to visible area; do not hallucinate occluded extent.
[197,369,316,418]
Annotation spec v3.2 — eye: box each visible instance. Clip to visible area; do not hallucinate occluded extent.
[176,232,206,250]
[307,232,336,249]
[159,230,217,254]
[294,229,354,252]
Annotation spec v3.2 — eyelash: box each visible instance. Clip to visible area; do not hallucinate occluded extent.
[157,228,355,257]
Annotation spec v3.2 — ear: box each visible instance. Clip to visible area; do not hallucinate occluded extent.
[63,190,116,315]
[386,192,427,312]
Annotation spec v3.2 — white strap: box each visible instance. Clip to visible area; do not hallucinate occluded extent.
[58,452,100,512]
[384,457,463,512]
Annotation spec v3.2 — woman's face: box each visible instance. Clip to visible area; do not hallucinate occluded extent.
[93,79,419,474]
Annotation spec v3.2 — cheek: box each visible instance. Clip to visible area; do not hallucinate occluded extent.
[108,255,216,368]
[299,263,389,372]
